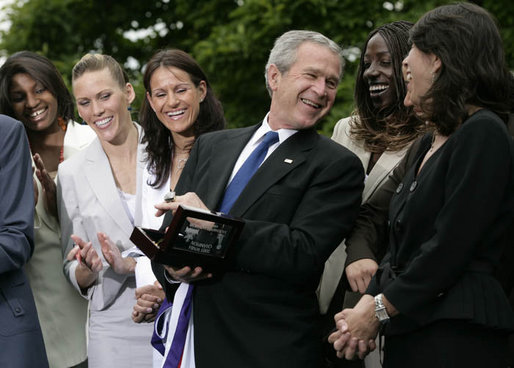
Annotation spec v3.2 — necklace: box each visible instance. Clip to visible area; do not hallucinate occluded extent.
[170,148,189,189]
[175,155,188,172]
[428,131,438,153]
[428,131,449,154]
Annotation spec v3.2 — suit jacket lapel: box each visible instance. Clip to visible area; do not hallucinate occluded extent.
[62,121,96,159]
[84,140,133,236]
[230,129,317,217]
[133,123,145,226]
[363,146,409,201]
[206,125,259,210]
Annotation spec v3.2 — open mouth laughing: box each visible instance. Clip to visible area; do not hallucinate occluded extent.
[369,84,389,97]
[301,98,322,109]
[28,107,48,121]
[167,109,186,120]
[95,117,113,128]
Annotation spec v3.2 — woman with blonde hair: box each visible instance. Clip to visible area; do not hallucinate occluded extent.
[58,54,167,367]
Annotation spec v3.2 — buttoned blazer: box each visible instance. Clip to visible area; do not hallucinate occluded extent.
[26,121,95,368]
[58,124,147,311]
[160,123,364,368]
[317,117,409,313]
[367,110,514,335]
[0,115,48,367]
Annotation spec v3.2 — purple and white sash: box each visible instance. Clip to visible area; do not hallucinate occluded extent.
[152,283,195,368]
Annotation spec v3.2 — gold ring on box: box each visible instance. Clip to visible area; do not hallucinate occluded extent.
[164,191,176,203]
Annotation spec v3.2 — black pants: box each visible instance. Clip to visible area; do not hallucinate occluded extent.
[384,320,508,368]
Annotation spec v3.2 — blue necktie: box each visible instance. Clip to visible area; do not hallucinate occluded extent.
[218,131,279,213]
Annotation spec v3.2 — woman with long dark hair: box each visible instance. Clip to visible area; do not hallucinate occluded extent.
[132,49,225,367]
[320,21,423,368]
[330,3,514,367]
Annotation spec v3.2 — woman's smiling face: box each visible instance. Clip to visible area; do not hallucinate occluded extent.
[9,73,59,133]
[402,44,440,111]
[362,33,395,111]
[146,66,206,138]
[73,68,135,144]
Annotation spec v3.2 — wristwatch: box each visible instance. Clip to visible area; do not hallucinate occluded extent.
[374,293,390,324]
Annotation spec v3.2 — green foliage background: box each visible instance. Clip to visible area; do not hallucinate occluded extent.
[1,0,512,134]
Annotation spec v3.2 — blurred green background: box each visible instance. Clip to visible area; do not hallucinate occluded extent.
[1,0,512,134]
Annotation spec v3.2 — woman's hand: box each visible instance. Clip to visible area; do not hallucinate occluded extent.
[132,281,165,323]
[33,153,58,218]
[97,232,136,275]
[345,259,379,294]
[69,234,103,289]
[32,166,39,206]
[329,295,380,360]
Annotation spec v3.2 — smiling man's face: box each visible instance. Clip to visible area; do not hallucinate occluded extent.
[267,42,341,130]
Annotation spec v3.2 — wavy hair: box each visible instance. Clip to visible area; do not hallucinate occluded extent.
[139,49,225,188]
[350,21,424,153]
[0,51,74,121]
[411,2,513,135]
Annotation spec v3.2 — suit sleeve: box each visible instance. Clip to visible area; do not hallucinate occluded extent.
[0,119,34,274]
[57,165,89,293]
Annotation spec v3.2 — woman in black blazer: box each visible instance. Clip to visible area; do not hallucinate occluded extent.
[329,3,514,367]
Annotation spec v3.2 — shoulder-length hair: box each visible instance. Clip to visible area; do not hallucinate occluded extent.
[0,51,74,121]
[350,21,424,153]
[411,2,513,135]
[140,49,225,188]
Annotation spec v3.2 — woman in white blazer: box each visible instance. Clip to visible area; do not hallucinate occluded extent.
[319,22,426,368]
[0,51,95,368]
[58,54,167,368]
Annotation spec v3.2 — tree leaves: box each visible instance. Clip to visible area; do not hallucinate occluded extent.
[1,0,511,132]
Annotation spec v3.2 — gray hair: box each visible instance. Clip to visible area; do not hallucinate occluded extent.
[264,30,344,96]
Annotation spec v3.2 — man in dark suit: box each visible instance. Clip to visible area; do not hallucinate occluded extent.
[0,115,48,367]
[155,30,364,368]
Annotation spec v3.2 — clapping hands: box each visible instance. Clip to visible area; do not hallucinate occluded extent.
[97,232,136,275]
[68,234,103,289]
[33,153,58,217]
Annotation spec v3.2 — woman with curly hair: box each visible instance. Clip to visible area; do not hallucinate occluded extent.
[320,21,424,368]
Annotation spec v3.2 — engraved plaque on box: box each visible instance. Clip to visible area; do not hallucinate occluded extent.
[130,204,244,272]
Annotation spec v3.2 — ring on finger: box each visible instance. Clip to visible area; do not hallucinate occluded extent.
[164,191,176,203]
